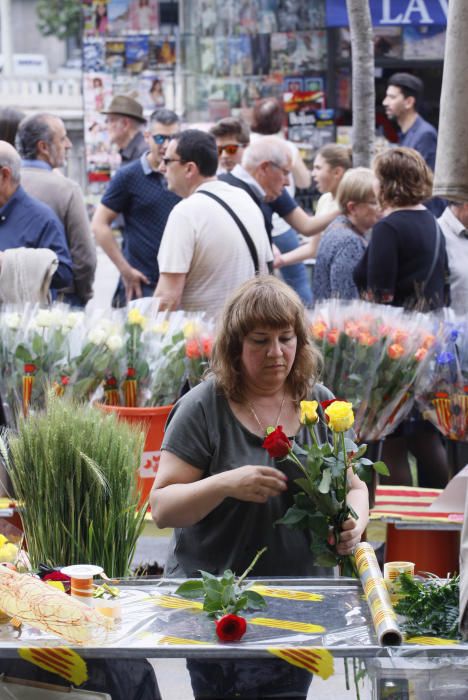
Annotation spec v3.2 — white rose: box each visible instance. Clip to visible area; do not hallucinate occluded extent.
[105,334,124,352]
[3,313,21,330]
[63,311,85,329]
[87,327,107,345]
[35,309,55,328]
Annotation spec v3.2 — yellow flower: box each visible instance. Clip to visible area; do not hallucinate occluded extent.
[183,320,201,338]
[151,320,169,334]
[127,308,147,328]
[324,401,354,432]
[0,542,18,563]
[300,400,319,425]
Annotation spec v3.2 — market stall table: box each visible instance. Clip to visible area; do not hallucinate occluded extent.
[370,485,463,576]
[0,577,466,699]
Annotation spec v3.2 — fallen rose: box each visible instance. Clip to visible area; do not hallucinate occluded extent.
[215,614,247,642]
[262,426,291,459]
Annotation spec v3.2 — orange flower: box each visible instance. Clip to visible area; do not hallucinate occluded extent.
[392,329,409,345]
[185,339,201,359]
[311,320,327,340]
[387,343,405,360]
[422,334,435,349]
[326,328,340,345]
[358,331,378,347]
[378,323,392,337]
[201,336,213,357]
[414,347,427,362]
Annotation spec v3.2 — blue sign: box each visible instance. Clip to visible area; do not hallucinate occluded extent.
[326,0,448,27]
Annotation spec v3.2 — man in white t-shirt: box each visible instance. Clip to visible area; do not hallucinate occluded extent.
[438,200,468,316]
[154,130,272,317]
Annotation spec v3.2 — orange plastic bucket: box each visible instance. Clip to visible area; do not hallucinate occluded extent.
[99,404,173,509]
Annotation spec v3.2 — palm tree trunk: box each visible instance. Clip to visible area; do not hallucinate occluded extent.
[433,0,468,200]
[345,0,375,167]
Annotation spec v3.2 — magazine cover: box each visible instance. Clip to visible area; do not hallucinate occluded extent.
[105,39,126,71]
[228,36,253,77]
[276,0,325,31]
[249,33,271,75]
[214,37,230,77]
[107,0,159,34]
[83,39,106,72]
[125,35,150,73]
[200,38,216,74]
[84,72,113,112]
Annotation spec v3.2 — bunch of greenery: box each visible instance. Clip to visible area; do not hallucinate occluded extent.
[0,393,146,577]
[395,573,461,640]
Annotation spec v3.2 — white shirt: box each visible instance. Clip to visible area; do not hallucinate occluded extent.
[158,180,272,317]
[438,206,468,316]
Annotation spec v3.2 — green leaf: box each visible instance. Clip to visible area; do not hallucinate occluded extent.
[314,549,339,567]
[344,438,358,453]
[14,345,33,363]
[318,467,332,494]
[174,580,205,599]
[243,590,267,610]
[276,506,310,527]
[373,460,390,476]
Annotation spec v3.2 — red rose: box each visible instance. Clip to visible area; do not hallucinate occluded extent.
[215,614,247,642]
[127,367,136,378]
[24,363,37,374]
[262,426,291,459]
[43,571,71,593]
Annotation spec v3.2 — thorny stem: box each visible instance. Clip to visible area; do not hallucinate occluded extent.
[237,547,267,587]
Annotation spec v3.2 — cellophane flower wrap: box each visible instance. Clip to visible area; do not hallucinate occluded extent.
[416,317,468,441]
[263,401,388,576]
[184,316,215,389]
[309,300,436,441]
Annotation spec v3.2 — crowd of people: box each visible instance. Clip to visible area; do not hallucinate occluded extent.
[0,71,467,698]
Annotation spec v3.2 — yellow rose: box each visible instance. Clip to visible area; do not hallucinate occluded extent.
[324,401,354,432]
[0,542,18,563]
[127,308,147,328]
[300,400,319,425]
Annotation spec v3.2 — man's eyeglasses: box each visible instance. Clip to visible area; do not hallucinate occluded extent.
[217,143,245,156]
[152,133,177,145]
[161,157,185,166]
[268,161,291,177]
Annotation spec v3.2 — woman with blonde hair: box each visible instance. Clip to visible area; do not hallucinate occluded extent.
[312,167,380,300]
[151,275,369,700]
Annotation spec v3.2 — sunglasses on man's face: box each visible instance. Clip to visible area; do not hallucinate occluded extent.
[152,133,177,145]
[217,143,244,156]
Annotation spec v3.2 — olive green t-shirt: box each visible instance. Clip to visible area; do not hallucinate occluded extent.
[161,377,335,578]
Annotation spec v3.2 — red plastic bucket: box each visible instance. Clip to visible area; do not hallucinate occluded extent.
[99,404,173,509]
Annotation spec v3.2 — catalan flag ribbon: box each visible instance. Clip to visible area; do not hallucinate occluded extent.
[18,647,88,685]
[22,363,37,416]
[123,367,137,407]
[104,374,120,406]
[268,647,334,680]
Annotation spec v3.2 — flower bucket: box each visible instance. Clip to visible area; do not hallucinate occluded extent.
[99,404,173,510]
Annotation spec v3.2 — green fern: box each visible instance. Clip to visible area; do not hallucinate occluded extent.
[394,573,461,639]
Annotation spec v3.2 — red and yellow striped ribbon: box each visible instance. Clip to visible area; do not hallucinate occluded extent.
[268,647,334,680]
[18,647,88,685]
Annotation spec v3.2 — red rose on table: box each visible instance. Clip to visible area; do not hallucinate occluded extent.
[262,426,291,459]
[215,614,247,642]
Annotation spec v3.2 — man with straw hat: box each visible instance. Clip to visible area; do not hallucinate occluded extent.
[102,94,147,166]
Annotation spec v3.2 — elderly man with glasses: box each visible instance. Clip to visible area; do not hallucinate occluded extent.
[92,108,181,306]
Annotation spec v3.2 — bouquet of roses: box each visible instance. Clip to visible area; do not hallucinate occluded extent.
[262,399,388,576]
[308,301,436,441]
[416,319,468,441]
[183,316,215,390]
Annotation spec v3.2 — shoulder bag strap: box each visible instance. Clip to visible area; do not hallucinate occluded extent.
[197,189,259,273]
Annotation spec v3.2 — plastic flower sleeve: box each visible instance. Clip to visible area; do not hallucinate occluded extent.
[142,311,188,407]
[183,312,215,389]
[416,319,468,441]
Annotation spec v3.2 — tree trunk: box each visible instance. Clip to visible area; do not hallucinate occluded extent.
[433,0,468,201]
[346,0,375,167]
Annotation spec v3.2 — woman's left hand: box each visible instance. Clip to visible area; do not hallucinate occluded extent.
[334,517,364,556]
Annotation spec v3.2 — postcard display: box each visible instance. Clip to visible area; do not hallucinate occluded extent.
[81,0,177,195]
[179,0,334,157]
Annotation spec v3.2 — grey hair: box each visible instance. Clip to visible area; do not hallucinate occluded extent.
[17,113,55,159]
[149,108,179,126]
[0,143,21,183]
[242,136,291,171]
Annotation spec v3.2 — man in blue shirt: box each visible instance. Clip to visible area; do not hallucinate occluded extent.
[0,140,73,292]
[92,108,180,306]
[383,72,444,215]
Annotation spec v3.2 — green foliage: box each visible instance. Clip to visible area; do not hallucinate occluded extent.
[36,0,81,41]
[0,393,147,577]
[394,573,461,640]
[175,548,267,619]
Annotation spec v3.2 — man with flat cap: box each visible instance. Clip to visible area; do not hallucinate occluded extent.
[102,94,147,166]
[383,72,438,170]
[383,72,444,215]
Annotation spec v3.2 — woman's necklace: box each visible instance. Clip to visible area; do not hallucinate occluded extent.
[246,391,286,435]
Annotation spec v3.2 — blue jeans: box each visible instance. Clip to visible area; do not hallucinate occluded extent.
[274,228,312,305]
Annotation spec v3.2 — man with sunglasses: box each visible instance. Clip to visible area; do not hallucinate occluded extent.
[209,117,250,173]
[92,108,180,306]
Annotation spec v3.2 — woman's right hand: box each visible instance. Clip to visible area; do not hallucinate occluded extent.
[222,465,288,503]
